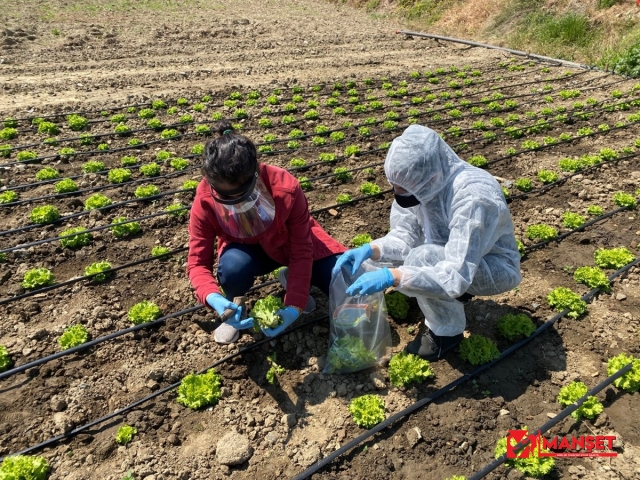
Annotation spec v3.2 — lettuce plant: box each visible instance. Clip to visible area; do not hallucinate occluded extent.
[30,205,60,224]
[388,352,433,388]
[459,335,500,365]
[37,121,59,135]
[60,227,92,248]
[22,267,55,289]
[0,455,49,480]
[135,185,160,198]
[289,158,306,168]
[497,313,536,341]
[85,261,112,282]
[115,424,137,445]
[250,295,284,330]
[349,394,385,428]
[336,193,352,204]
[514,178,532,192]
[96,143,109,151]
[517,239,525,257]
[128,300,162,324]
[319,153,335,162]
[607,353,640,391]
[139,162,160,176]
[547,287,587,318]
[177,369,222,409]
[166,203,187,217]
[562,212,585,229]
[494,427,555,477]
[85,193,112,210]
[334,167,352,182]
[587,205,603,216]
[147,119,163,130]
[79,133,94,145]
[138,108,155,119]
[152,246,170,258]
[54,178,78,193]
[326,335,376,373]
[35,167,59,181]
[351,233,371,248]
[360,182,381,195]
[0,191,18,204]
[170,158,189,170]
[573,266,610,291]
[385,291,409,319]
[108,168,132,184]
[594,247,635,269]
[557,381,603,420]
[612,192,637,209]
[525,224,557,241]
[59,324,90,350]
[298,177,311,191]
[17,151,38,162]
[330,131,345,142]
[111,217,141,238]
[82,160,105,173]
[0,128,17,140]
[160,129,179,139]
[468,155,487,167]
[182,180,199,190]
[0,345,12,372]
[537,169,558,184]
[266,353,285,385]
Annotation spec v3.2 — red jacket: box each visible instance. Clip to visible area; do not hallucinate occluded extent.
[187,164,346,310]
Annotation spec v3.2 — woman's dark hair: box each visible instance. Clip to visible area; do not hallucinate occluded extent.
[202,120,257,187]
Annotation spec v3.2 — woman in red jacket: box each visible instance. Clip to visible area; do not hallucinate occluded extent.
[188,121,346,343]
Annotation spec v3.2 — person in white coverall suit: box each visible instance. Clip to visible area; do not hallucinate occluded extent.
[333,125,522,361]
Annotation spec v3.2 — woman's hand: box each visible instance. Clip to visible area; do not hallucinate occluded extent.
[261,306,300,337]
[206,293,254,329]
[332,244,377,276]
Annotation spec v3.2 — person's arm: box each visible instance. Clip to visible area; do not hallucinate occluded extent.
[187,197,222,306]
[394,188,501,299]
[370,202,424,264]
[283,184,314,311]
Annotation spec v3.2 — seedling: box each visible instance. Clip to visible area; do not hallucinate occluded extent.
[537,170,558,184]
[138,109,155,119]
[266,353,285,385]
[574,266,610,291]
[170,158,189,170]
[152,246,171,258]
[385,291,409,319]
[38,121,59,135]
[54,178,78,193]
[139,162,161,176]
[59,325,90,350]
[191,144,204,155]
[459,335,500,365]
[121,155,137,166]
[128,300,162,324]
[497,313,535,341]
[30,205,60,224]
[319,153,335,162]
[111,217,141,238]
[334,167,352,182]
[557,381,603,420]
[115,425,137,445]
[547,287,587,318]
[526,224,558,241]
[84,193,112,210]
[349,394,385,428]
[160,129,179,139]
[250,295,284,330]
[0,455,50,480]
[607,353,640,391]
[177,369,222,410]
[494,427,555,477]
[613,192,637,209]
[152,100,167,110]
[60,227,92,248]
[21,267,55,289]
[134,185,160,198]
[0,191,18,204]
[289,158,306,168]
[182,180,199,190]
[514,178,532,192]
[587,205,603,216]
[82,161,105,173]
[388,352,433,388]
[351,233,372,248]
[594,247,635,269]
[35,167,59,181]
[110,114,127,124]
[17,151,38,162]
[67,114,88,131]
[167,106,178,115]
[0,346,11,372]
[336,193,352,204]
[298,177,311,191]
[165,203,187,218]
[85,261,112,283]
[96,143,109,151]
[562,212,585,229]
[194,125,210,135]
[330,131,345,142]
[108,168,132,184]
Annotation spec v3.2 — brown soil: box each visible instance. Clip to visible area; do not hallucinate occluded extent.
[1,2,639,480]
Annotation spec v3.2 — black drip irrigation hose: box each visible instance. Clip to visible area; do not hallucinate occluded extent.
[468,362,634,480]
[396,31,591,70]
[0,314,329,460]
[292,257,640,480]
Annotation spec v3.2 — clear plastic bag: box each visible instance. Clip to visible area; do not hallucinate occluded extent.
[323,265,392,374]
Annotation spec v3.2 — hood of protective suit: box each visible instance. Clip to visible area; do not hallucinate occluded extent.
[384,125,465,204]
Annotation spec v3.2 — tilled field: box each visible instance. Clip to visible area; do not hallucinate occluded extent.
[1,2,640,480]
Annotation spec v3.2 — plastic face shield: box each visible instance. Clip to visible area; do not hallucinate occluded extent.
[210,175,276,238]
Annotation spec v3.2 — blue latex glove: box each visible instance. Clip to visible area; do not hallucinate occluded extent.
[206,293,254,330]
[346,268,394,296]
[332,244,373,277]
[261,306,300,337]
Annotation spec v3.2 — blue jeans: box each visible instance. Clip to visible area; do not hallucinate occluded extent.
[217,243,340,300]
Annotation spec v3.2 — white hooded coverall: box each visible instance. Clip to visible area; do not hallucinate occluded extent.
[370,125,522,336]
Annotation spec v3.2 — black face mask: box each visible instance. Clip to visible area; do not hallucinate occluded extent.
[394,193,420,208]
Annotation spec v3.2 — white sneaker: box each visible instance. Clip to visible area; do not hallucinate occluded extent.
[277,267,317,314]
[214,322,239,344]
